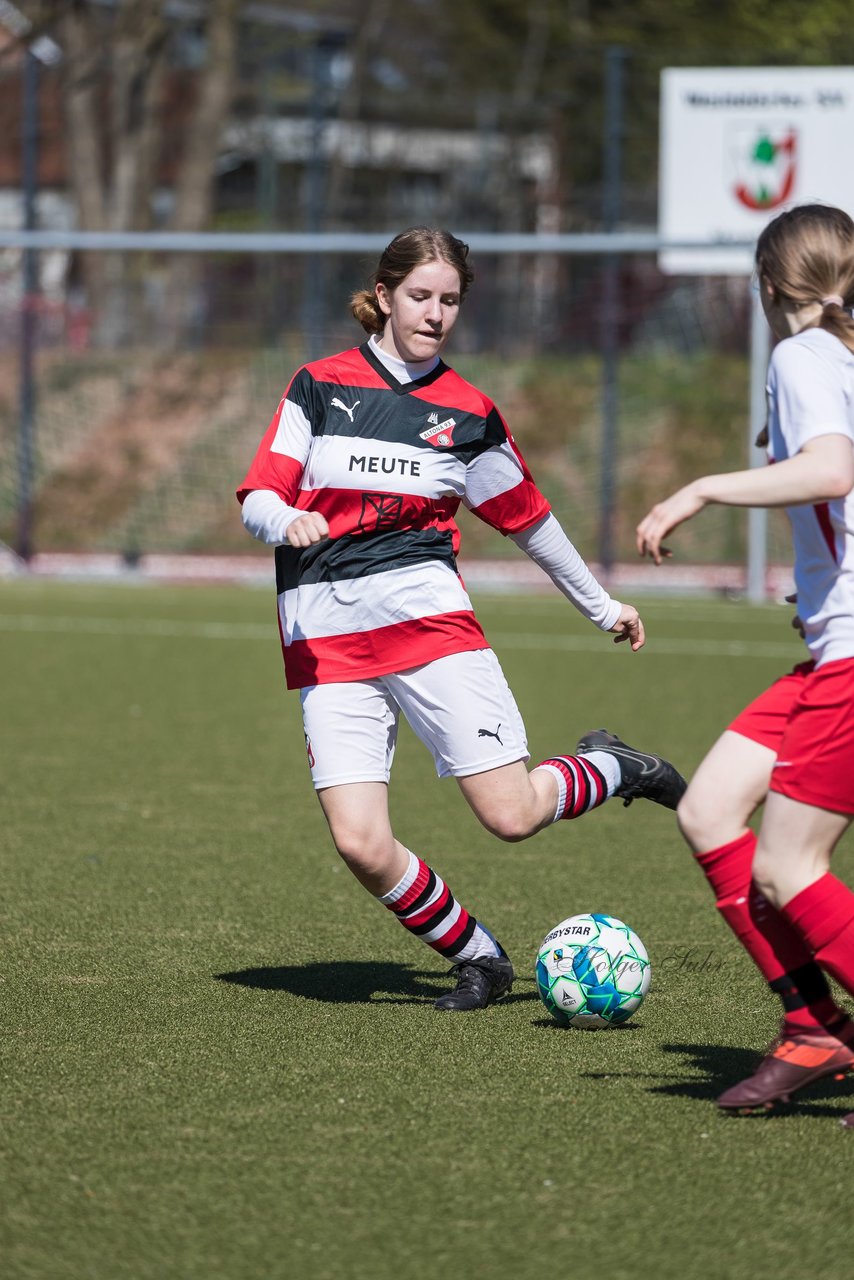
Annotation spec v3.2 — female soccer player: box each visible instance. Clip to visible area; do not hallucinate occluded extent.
[238,226,684,1012]
[637,203,854,1126]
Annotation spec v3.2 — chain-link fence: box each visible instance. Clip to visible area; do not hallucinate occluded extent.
[0,237,790,577]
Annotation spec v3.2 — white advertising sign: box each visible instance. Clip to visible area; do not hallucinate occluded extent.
[659,67,854,274]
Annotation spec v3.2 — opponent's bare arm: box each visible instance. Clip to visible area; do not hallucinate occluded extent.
[636,434,854,565]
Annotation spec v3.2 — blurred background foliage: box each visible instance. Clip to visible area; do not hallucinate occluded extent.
[1,0,849,565]
[10,0,854,239]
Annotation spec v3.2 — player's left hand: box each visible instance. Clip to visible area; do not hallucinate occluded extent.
[636,483,707,564]
[609,603,645,651]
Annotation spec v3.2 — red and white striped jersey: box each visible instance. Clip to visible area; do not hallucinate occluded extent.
[237,341,550,688]
[767,327,854,666]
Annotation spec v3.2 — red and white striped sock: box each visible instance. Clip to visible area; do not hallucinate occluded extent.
[534,752,616,822]
[379,851,502,963]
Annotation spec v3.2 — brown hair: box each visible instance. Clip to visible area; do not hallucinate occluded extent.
[755,203,854,355]
[350,226,474,335]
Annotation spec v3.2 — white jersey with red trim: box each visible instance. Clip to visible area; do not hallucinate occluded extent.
[237,341,550,688]
[766,327,854,666]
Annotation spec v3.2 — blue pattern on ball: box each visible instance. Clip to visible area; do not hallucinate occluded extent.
[572,946,622,1016]
[535,912,651,1029]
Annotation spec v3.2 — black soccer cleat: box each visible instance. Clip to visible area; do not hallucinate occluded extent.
[575,728,687,810]
[434,952,514,1012]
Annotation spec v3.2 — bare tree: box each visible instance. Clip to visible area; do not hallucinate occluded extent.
[497,0,552,349]
[57,1,169,341]
[162,0,239,341]
[323,0,392,229]
[53,0,239,344]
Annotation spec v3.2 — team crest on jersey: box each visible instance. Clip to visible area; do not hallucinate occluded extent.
[358,492,403,533]
[420,414,457,448]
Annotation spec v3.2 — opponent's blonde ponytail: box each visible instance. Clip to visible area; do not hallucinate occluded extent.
[756,204,854,355]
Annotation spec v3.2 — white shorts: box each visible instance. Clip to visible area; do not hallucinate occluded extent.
[299,649,530,789]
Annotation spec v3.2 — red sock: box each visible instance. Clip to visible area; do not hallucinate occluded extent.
[696,833,842,1035]
[782,873,854,1007]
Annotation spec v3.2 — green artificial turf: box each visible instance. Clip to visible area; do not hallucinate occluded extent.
[2,580,852,1280]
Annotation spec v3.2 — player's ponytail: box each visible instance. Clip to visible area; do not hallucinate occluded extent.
[756,204,854,356]
[818,294,854,355]
[350,288,385,334]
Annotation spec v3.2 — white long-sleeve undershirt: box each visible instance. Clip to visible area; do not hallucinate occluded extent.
[242,492,621,632]
[241,488,303,544]
[509,513,622,630]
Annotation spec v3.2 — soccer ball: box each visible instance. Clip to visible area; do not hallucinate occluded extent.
[535,912,651,1029]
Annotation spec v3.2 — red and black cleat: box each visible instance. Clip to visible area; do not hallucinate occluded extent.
[717,1030,854,1113]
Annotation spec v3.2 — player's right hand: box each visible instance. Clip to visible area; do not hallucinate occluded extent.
[609,603,645,651]
[286,511,330,547]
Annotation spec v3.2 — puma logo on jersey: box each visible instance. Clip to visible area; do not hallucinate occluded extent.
[478,724,503,745]
[331,396,361,422]
[420,417,457,447]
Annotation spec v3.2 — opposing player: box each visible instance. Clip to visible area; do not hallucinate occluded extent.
[238,226,685,1012]
[637,203,854,1126]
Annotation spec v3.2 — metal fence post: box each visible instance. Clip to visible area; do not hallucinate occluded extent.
[16,49,39,562]
[598,45,625,575]
[747,285,770,602]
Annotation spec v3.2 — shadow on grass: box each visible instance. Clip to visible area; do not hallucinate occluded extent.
[532,1017,643,1033]
[216,960,439,1004]
[216,961,539,1007]
[642,1042,854,1119]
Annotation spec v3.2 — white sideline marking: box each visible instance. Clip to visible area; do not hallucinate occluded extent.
[493,632,802,660]
[0,612,804,660]
[0,613,273,641]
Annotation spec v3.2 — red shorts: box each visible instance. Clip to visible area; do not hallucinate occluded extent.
[729,657,854,814]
